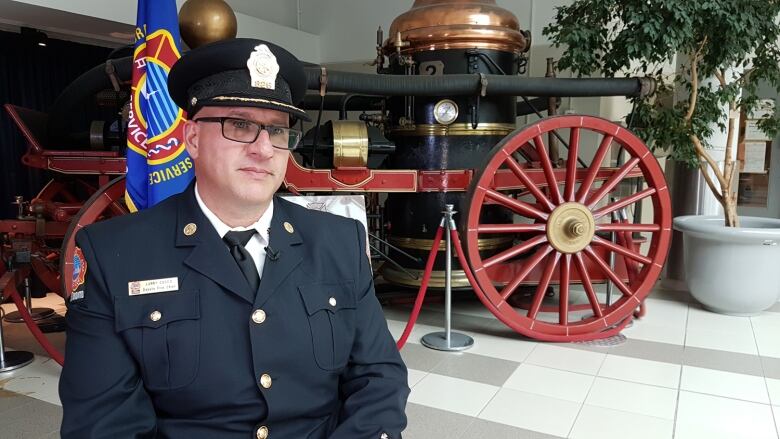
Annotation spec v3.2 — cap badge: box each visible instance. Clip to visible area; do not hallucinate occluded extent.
[247,44,279,90]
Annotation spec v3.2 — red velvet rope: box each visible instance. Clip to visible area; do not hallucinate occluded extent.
[395,225,444,350]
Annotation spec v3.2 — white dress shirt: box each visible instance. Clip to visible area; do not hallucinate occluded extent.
[194,183,273,279]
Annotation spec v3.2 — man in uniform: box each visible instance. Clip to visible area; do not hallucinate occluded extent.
[59,38,409,438]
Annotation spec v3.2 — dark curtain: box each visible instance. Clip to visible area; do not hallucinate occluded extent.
[0,30,112,218]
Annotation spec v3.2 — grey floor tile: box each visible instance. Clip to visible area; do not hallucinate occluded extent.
[682,346,764,377]
[648,287,695,304]
[400,343,449,372]
[0,388,35,415]
[451,314,504,335]
[404,402,476,439]
[383,307,415,323]
[568,333,774,379]
[562,341,612,354]
[0,394,61,438]
[761,356,780,380]
[432,352,520,387]
[461,418,566,439]
[572,337,685,365]
[416,308,543,342]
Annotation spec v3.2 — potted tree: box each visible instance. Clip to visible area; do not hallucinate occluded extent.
[543,1,780,314]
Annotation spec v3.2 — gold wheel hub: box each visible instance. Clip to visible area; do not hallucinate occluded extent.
[546,202,595,254]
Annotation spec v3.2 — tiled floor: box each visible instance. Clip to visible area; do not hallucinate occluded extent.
[2,286,780,438]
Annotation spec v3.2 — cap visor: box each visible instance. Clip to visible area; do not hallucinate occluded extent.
[198,96,311,122]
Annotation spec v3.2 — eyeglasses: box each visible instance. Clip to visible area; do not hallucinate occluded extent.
[193,117,302,150]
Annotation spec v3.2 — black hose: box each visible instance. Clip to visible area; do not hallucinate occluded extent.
[304,69,655,98]
[302,94,555,117]
[302,94,385,111]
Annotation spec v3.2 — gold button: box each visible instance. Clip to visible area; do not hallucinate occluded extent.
[284,222,294,234]
[252,309,266,324]
[260,373,272,389]
[149,311,162,322]
[256,425,268,439]
[183,223,197,236]
[329,297,337,307]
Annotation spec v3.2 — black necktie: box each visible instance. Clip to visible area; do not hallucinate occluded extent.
[223,230,260,293]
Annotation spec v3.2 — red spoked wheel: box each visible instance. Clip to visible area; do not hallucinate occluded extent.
[59,176,128,299]
[464,115,671,341]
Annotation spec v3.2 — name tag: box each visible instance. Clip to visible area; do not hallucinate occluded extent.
[128,277,179,296]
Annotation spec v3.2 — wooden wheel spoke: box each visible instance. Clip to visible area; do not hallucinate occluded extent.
[504,156,556,211]
[527,252,561,319]
[593,187,656,220]
[486,189,549,221]
[584,247,635,297]
[478,223,546,234]
[591,235,652,265]
[500,245,554,301]
[484,235,548,268]
[597,223,661,233]
[564,128,580,202]
[586,157,640,209]
[576,134,614,203]
[533,135,563,205]
[573,253,604,318]
[616,230,641,285]
[559,254,571,325]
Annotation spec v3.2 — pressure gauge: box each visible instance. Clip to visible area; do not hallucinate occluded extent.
[433,99,459,125]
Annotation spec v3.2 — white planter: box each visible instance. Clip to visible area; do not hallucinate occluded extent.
[673,215,780,315]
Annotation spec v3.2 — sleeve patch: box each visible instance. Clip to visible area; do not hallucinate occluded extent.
[71,246,87,300]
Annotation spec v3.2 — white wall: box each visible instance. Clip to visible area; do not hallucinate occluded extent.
[298,0,407,63]
[226,0,300,30]
[7,0,321,62]
[233,11,319,62]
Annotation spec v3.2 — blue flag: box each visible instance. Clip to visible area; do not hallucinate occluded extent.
[125,0,192,211]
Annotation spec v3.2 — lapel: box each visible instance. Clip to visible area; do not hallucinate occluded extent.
[255,196,304,307]
[176,182,256,304]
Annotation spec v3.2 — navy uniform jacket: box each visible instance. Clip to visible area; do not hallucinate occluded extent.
[59,183,409,438]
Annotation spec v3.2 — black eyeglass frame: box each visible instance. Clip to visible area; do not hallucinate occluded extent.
[192,116,302,150]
